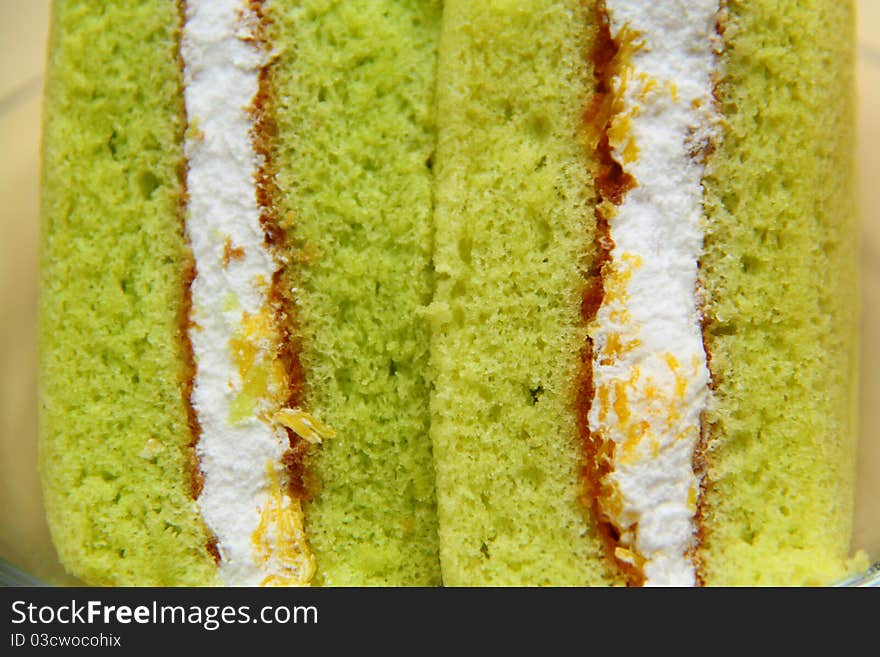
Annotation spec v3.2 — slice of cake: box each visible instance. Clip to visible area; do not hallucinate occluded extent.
[39,0,442,586]
[429,0,861,586]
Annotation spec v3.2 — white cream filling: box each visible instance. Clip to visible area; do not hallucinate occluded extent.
[181,0,289,586]
[589,0,720,586]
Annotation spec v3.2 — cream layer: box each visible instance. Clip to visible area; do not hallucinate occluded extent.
[589,0,720,586]
[181,0,312,586]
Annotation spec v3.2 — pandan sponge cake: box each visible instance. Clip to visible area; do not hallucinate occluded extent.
[40,0,862,588]
[429,0,862,586]
[697,0,860,586]
[40,0,442,586]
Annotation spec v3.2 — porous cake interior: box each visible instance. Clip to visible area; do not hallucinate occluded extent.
[266,0,443,585]
[39,2,217,586]
[698,0,859,585]
[429,0,622,586]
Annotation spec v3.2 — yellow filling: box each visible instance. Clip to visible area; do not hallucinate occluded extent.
[228,304,287,425]
[275,408,337,444]
[228,299,336,585]
[251,462,316,587]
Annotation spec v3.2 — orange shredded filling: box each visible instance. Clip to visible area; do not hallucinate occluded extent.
[252,462,315,587]
[229,303,336,585]
[229,304,287,424]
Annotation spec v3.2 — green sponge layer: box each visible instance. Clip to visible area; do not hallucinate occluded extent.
[39,0,217,586]
[698,0,859,585]
[267,0,443,586]
[429,0,621,586]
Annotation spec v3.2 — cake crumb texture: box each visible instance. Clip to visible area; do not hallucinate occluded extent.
[39,0,217,586]
[267,0,443,585]
[430,0,622,586]
[698,0,859,585]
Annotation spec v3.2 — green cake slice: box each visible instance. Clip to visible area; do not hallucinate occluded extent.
[429,0,862,586]
[40,0,442,586]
